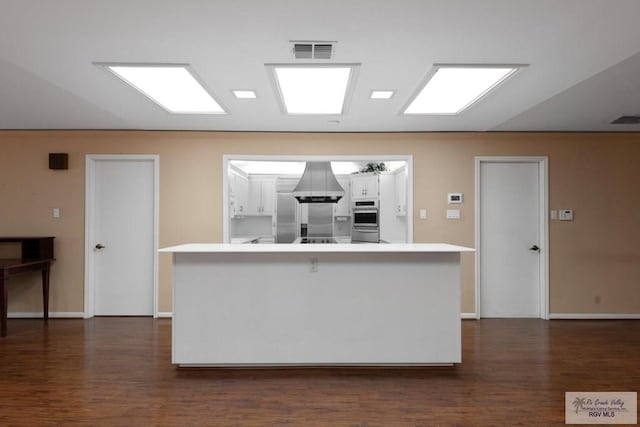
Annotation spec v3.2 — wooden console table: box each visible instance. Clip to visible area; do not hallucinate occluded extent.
[0,237,55,337]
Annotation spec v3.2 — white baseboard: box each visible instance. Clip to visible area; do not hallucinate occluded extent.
[8,312,85,318]
[159,312,465,320]
[549,313,640,320]
[14,312,636,320]
[9,312,176,319]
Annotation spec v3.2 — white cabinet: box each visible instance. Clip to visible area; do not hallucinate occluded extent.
[229,169,249,217]
[333,177,351,216]
[247,179,261,215]
[379,172,407,243]
[262,179,275,215]
[394,166,408,217]
[351,174,378,200]
[247,177,276,216]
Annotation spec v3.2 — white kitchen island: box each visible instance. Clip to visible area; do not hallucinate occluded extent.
[159,243,474,367]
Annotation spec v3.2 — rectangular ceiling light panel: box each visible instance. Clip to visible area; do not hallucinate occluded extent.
[273,66,354,115]
[370,90,395,99]
[233,90,257,99]
[106,65,226,114]
[404,65,519,115]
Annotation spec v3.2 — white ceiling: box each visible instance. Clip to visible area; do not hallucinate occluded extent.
[2,0,640,132]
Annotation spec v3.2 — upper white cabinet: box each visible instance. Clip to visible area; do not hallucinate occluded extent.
[261,179,276,215]
[229,168,249,217]
[334,176,351,216]
[351,174,379,200]
[247,177,276,216]
[394,166,408,216]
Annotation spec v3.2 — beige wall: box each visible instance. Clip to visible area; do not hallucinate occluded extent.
[1,131,639,315]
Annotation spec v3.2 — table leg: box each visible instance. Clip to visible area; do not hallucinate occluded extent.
[42,265,50,322]
[1,273,7,337]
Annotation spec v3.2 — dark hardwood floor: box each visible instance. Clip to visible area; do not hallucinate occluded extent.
[1,317,638,426]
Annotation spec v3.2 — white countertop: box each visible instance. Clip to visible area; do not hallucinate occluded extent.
[159,243,474,253]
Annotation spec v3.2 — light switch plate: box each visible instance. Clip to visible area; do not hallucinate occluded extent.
[446,209,460,220]
[550,210,558,220]
[52,208,60,218]
[419,209,427,219]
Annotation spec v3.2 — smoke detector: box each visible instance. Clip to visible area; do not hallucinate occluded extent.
[290,41,336,60]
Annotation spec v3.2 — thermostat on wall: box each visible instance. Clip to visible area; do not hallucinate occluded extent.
[448,193,463,204]
[559,209,574,221]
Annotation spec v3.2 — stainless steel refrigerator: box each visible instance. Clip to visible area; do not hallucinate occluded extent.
[275,192,298,243]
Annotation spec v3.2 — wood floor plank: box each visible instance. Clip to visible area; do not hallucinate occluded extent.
[1,318,638,426]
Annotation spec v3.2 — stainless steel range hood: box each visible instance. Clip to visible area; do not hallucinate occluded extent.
[293,161,345,203]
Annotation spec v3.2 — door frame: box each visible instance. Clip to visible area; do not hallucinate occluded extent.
[474,156,549,320]
[84,154,160,319]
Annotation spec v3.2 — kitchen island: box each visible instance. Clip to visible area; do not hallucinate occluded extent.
[160,243,474,367]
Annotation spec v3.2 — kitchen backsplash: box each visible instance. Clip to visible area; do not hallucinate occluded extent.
[231,215,352,239]
[230,216,272,237]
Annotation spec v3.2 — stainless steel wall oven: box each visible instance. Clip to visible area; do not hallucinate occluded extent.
[352,200,379,243]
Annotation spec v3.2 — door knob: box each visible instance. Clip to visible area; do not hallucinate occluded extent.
[95,243,106,250]
[529,245,540,252]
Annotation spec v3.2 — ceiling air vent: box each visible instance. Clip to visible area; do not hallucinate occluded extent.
[610,115,640,124]
[293,43,313,59]
[291,41,336,60]
[313,44,333,59]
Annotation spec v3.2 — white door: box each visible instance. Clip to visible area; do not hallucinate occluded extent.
[86,155,158,316]
[478,159,546,318]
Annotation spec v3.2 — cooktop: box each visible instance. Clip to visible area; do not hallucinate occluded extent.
[298,237,337,244]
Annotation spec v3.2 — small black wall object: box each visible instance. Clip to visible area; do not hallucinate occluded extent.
[49,153,69,170]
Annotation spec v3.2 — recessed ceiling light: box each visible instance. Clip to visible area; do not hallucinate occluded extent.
[370,90,395,99]
[102,64,226,114]
[233,90,257,99]
[403,65,524,115]
[268,65,358,115]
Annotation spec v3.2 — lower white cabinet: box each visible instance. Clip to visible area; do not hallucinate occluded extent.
[164,244,470,366]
